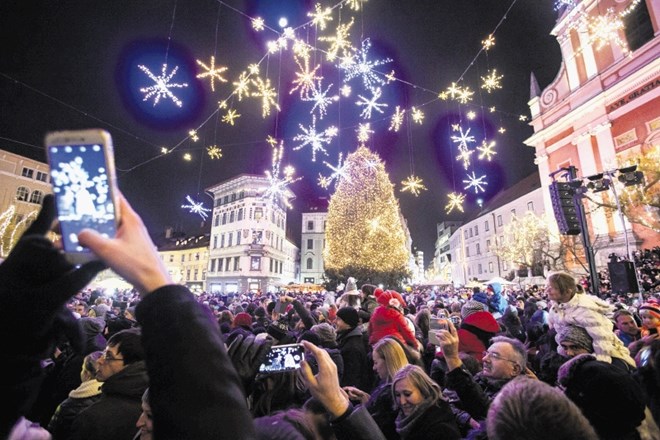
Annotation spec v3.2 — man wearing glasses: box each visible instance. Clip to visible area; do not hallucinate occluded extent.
[70,328,148,440]
[437,320,531,434]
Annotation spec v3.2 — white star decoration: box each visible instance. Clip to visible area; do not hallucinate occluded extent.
[181,195,211,220]
[138,64,188,107]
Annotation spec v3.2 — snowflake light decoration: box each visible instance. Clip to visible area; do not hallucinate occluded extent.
[463,172,488,194]
[451,126,476,149]
[498,127,506,134]
[218,100,228,109]
[519,114,528,121]
[482,34,495,50]
[401,175,427,196]
[248,64,260,75]
[318,152,350,189]
[347,0,368,11]
[138,63,188,107]
[445,192,465,214]
[357,123,374,144]
[263,141,301,209]
[477,140,497,161]
[252,17,265,31]
[385,70,396,83]
[251,76,280,118]
[293,115,338,162]
[290,56,322,98]
[340,38,392,92]
[308,3,333,30]
[189,130,199,142]
[207,145,223,159]
[232,72,251,101]
[481,69,503,93]
[456,147,474,170]
[182,195,211,220]
[356,88,388,119]
[588,8,629,53]
[222,109,240,125]
[196,56,228,92]
[457,86,474,104]
[340,84,352,97]
[446,82,462,100]
[411,107,425,125]
[389,106,405,132]
[319,18,354,62]
[266,135,279,147]
[183,153,192,161]
[467,111,476,120]
[302,81,339,119]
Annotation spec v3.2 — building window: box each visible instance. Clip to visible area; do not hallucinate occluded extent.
[228,234,233,247]
[306,258,313,270]
[194,269,198,281]
[195,252,200,260]
[220,234,225,248]
[222,213,227,225]
[497,215,502,227]
[307,220,314,230]
[623,2,654,52]
[186,269,191,281]
[476,243,480,255]
[474,225,478,236]
[478,264,482,274]
[230,211,235,223]
[254,207,263,220]
[29,190,43,204]
[21,167,34,178]
[180,254,185,262]
[225,259,230,271]
[464,230,468,239]
[466,246,470,257]
[236,231,241,245]
[36,171,48,182]
[484,221,489,231]
[469,228,473,238]
[307,239,313,250]
[238,208,243,221]
[486,239,491,251]
[210,259,216,272]
[511,209,516,217]
[16,186,29,201]
[218,258,224,272]
[231,193,236,201]
[488,262,494,272]
[169,254,174,263]
[527,201,534,212]
[223,196,229,204]
[234,257,239,271]
[213,235,218,249]
[250,256,261,271]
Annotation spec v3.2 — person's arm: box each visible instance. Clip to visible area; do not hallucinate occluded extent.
[79,193,256,440]
[283,295,316,330]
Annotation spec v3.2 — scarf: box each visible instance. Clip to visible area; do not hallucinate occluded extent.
[69,379,103,399]
[394,397,435,439]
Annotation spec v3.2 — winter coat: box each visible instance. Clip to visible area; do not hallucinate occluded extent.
[365,382,398,440]
[395,400,461,440]
[338,326,371,391]
[548,293,635,367]
[368,306,418,349]
[69,361,148,440]
[444,366,512,421]
[486,283,508,318]
[47,379,102,440]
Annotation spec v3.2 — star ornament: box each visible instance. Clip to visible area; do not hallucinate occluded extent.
[401,175,427,196]
[182,195,211,220]
[138,63,188,107]
[207,145,223,159]
[222,109,240,125]
[477,140,497,161]
[463,172,488,194]
[196,56,228,92]
[481,69,503,93]
[445,192,466,214]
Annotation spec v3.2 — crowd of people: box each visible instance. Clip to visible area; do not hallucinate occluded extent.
[3,193,660,440]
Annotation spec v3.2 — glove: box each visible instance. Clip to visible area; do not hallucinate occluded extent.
[228,333,274,395]
[0,194,105,357]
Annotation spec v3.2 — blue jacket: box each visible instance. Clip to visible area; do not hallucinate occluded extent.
[487,283,508,317]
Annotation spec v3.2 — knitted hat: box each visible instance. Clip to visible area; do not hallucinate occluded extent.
[336,307,359,328]
[535,300,547,310]
[233,312,253,329]
[344,277,360,295]
[556,325,593,353]
[267,320,289,341]
[376,289,392,306]
[311,323,337,346]
[461,300,487,319]
[389,291,407,308]
[639,300,660,320]
[557,354,645,439]
[298,330,321,346]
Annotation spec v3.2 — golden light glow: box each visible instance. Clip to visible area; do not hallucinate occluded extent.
[222,109,240,125]
[196,56,228,92]
[319,18,355,61]
[207,145,223,159]
[401,175,427,196]
[251,76,280,117]
[445,192,465,213]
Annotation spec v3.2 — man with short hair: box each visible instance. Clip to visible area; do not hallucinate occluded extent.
[613,309,641,347]
[70,328,148,440]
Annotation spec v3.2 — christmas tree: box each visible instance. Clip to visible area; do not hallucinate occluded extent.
[324,146,410,288]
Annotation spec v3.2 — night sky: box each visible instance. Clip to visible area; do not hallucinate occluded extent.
[0,0,562,262]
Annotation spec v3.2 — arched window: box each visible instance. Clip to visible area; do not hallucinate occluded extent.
[30,190,43,204]
[306,258,313,270]
[16,186,29,201]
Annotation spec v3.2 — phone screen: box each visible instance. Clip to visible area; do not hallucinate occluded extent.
[47,143,116,253]
[258,343,305,374]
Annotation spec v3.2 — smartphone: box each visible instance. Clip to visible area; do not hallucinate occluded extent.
[428,330,442,346]
[258,343,305,374]
[274,299,288,315]
[45,129,119,263]
[430,317,449,331]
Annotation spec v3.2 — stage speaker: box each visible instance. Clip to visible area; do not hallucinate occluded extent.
[608,261,639,294]
[549,181,581,235]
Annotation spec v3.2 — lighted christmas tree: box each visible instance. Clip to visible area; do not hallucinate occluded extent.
[324,146,410,288]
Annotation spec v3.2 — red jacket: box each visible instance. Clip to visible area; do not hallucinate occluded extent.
[368,305,418,348]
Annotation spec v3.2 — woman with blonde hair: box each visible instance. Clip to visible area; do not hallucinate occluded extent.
[344,336,409,439]
[391,364,460,439]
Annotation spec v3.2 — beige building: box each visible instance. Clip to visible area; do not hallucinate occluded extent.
[158,233,210,293]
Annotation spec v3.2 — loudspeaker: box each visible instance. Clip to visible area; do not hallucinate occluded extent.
[608,261,639,294]
[549,181,581,235]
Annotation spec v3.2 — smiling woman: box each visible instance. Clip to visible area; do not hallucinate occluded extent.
[390,365,460,440]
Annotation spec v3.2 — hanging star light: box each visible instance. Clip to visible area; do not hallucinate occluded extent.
[222,109,240,125]
[451,124,460,131]
[302,81,339,119]
[138,63,188,107]
[189,130,199,142]
[445,192,465,214]
[340,38,393,92]
[451,126,476,149]
[183,153,192,161]
[232,72,251,101]
[319,152,350,189]
[588,8,629,53]
[318,174,332,189]
[319,18,355,62]
[519,114,528,121]
[160,147,170,154]
[182,195,211,220]
[196,56,228,92]
[467,110,477,120]
[356,87,388,119]
[481,69,503,93]
[457,86,474,104]
[446,82,462,100]
[266,135,279,147]
[293,115,338,162]
[207,145,223,159]
[252,17,265,31]
[251,76,280,118]
[456,147,474,170]
[477,139,497,161]
[463,172,488,194]
[308,3,333,30]
[438,91,449,100]
[292,39,312,61]
[347,0,368,10]
[401,175,427,196]
[290,56,322,98]
[218,100,228,109]
[263,141,301,209]
[411,107,425,125]
[489,106,496,112]
[248,64,260,75]
[389,106,405,132]
[498,127,506,134]
[482,34,495,50]
[340,84,352,97]
[385,70,396,83]
[357,123,374,144]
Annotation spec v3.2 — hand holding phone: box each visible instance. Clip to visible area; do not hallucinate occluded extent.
[45,129,119,263]
[258,343,305,374]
